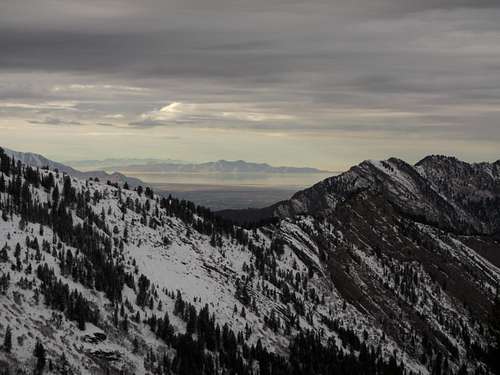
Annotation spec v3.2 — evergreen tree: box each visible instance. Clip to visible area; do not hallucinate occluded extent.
[3,326,12,353]
[52,185,60,206]
[489,295,500,374]
[34,340,46,373]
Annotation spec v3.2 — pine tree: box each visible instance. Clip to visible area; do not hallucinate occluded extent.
[78,312,86,331]
[52,185,60,206]
[490,295,500,374]
[133,337,139,353]
[3,326,12,353]
[34,340,46,373]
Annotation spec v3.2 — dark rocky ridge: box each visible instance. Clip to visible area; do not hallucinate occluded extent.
[220,155,500,236]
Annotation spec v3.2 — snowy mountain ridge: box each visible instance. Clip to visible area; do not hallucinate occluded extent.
[275,155,500,235]
[0,149,499,374]
[3,147,143,188]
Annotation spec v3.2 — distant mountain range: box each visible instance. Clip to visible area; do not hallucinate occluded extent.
[67,158,188,170]
[97,159,331,174]
[3,147,143,187]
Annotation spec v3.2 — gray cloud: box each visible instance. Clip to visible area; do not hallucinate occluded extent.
[0,0,500,165]
[129,119,165,128]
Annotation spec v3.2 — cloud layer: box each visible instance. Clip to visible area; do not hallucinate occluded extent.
[0,0,499,168]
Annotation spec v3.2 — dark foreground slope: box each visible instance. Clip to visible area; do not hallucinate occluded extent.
[267,156,500,371]
[219,155,500,372]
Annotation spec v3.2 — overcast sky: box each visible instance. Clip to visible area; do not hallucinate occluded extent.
[1,0,499,169]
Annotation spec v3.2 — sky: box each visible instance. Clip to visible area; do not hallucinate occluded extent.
[0,0,499,170]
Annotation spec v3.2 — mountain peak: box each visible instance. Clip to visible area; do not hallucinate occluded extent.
[415,154,462,167]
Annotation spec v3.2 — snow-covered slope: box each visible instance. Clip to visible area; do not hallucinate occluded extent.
[0,149,499,374]
[3,147,143,188]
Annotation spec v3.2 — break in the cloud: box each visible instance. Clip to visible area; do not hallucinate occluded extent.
[0,101,78,111]
[104,114,125,119]
[0,0,499,169]
[29,117,82,126]
[130,102,295,127]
